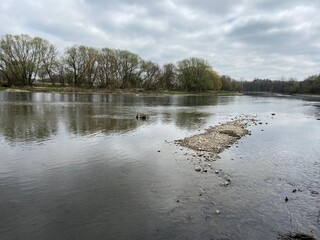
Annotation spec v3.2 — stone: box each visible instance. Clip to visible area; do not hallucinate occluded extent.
[215,210,221,215]
[195,166,202,172]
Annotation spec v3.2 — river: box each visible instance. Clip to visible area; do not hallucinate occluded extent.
[0,92,319,240]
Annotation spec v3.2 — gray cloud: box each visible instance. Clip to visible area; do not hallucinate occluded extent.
[0,0,319,80]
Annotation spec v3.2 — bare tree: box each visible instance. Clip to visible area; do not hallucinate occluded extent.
[139,60,161,90]
[84,47,99,88]
[160,63,176,90]
[63,45,88,87]
[0,34,57,86]
[114,50,141,89]
[39,43,59,85]
[96,48,117,88]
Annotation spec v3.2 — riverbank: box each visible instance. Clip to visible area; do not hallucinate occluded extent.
[0,85,241,96]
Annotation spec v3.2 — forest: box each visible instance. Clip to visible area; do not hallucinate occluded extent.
[242,76,320,94]
[0,34,225,92]
[0,34,319,94]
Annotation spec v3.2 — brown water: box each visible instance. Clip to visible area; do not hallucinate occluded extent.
[0,92,319,240]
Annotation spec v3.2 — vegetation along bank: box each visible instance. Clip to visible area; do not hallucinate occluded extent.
[1,34,320,95]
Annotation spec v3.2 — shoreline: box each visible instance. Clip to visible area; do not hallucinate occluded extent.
[0,86,241,96]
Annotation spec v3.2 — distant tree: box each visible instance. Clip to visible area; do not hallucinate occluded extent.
[39,42,59,85]
[159,63,176,90]
[205,68,221,91]
[63,45,87,87]
[220,75,233,91]
[283,79,300,94]
[113,50,141,89]
[300,74,320,94]
[177,57,216,92]
[139,60,161,90]
[0,34,56,86]
[96,48,117,88]
[83,47,99,88]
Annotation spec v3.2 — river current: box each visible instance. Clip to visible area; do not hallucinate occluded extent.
[0,92,319,240]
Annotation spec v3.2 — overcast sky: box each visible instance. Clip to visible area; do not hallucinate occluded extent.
[1,0,319,80]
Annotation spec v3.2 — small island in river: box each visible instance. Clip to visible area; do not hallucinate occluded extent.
[175,115,258,155]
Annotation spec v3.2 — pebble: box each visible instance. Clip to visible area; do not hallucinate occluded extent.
[215,210,221,215]
[285,197,289,202]
[195,166,202,172]
[225,177,231,182]
[214,170,219,174]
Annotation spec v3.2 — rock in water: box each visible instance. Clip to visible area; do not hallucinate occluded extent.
[136,113,148,120]
[195,166,202,172]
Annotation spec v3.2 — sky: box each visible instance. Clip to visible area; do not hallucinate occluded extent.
[0,0,319,81]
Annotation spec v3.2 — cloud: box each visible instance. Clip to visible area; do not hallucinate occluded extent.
[0,0,319,80]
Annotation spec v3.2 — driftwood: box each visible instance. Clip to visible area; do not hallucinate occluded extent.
[136,113,149,120]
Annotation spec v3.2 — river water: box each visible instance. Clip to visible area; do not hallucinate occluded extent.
[0,92,319,240]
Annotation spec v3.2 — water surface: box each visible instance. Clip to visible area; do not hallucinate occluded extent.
[0,92,319,240]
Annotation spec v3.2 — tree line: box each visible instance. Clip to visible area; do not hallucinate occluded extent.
[242,76,320,95]
[2,34,318,94]
[0,34,237,92]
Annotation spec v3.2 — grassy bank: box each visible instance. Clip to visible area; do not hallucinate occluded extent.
[0,85,241,96]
